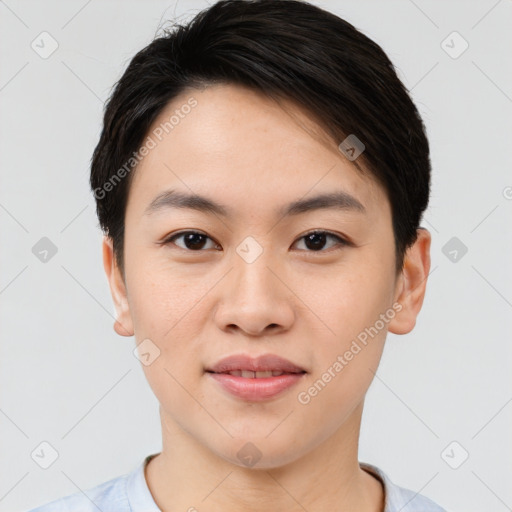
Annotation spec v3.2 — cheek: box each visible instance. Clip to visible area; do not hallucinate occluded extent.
[296,274,391,425]
[308,267,395,347]
[299,266,394,402]
[130,266,211,418]
[126,271,211,412]
[127,257,209,340]
[299,264,395,410]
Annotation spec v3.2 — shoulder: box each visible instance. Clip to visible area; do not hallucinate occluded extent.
[360,462,448,512]
[26,472,130,512]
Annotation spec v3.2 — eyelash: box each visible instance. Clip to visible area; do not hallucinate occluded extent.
[160,230,351,253]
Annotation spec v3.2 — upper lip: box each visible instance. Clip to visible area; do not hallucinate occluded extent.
[206,354,307,374]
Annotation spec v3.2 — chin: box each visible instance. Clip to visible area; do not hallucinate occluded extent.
[212,434,307,471]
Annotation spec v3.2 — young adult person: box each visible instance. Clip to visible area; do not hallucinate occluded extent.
[29,1,445,511]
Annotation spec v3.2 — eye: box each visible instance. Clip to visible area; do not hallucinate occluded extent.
[163,231,220,251]
[161,230,349,252]
[292,230,349,252]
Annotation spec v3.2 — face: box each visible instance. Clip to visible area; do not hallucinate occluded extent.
[103,83,430,469]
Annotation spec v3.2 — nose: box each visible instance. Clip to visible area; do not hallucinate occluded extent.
[214,251,295,337]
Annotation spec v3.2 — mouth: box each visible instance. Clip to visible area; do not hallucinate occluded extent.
[205,353,307,401]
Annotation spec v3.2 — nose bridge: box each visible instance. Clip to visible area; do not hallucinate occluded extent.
[213,235,295,335]
[232,236,277,298]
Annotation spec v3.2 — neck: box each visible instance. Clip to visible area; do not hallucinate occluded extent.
[145,402,384,512]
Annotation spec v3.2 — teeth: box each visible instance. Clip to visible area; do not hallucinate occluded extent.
[256,370,273,378]
[226,370,287,378]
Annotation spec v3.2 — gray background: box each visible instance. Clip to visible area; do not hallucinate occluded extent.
[1,1,511,511]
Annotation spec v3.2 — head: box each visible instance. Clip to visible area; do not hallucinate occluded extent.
[93,0,431,469]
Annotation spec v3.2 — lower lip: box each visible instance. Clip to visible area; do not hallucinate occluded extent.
[208,372,305,401]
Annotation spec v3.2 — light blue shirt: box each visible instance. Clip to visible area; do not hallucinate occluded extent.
[27,454,447,512]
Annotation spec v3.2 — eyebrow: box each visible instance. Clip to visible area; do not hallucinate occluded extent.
[143,189,366,218]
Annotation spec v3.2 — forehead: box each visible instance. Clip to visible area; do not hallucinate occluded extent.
[126,83,387,221]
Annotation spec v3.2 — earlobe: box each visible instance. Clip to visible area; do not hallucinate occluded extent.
[388,228,431,335]
[102,235,134,337]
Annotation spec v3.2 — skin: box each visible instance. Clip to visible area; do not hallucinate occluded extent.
[102,83,431,512]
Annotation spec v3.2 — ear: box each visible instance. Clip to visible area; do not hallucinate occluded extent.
[102,235,134,337]
[388,228,431,335]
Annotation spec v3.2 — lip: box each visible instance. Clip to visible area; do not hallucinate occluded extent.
[206,353,306,374]
[205,353,307,402]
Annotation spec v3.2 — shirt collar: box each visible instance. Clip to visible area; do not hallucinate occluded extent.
[126,453,161,511]
[130,455,396,512]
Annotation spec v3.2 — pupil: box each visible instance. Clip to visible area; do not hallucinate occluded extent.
[305,232,326,251]
[185,233,206,250]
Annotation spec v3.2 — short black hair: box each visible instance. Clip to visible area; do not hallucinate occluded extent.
[90,0,431,277]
